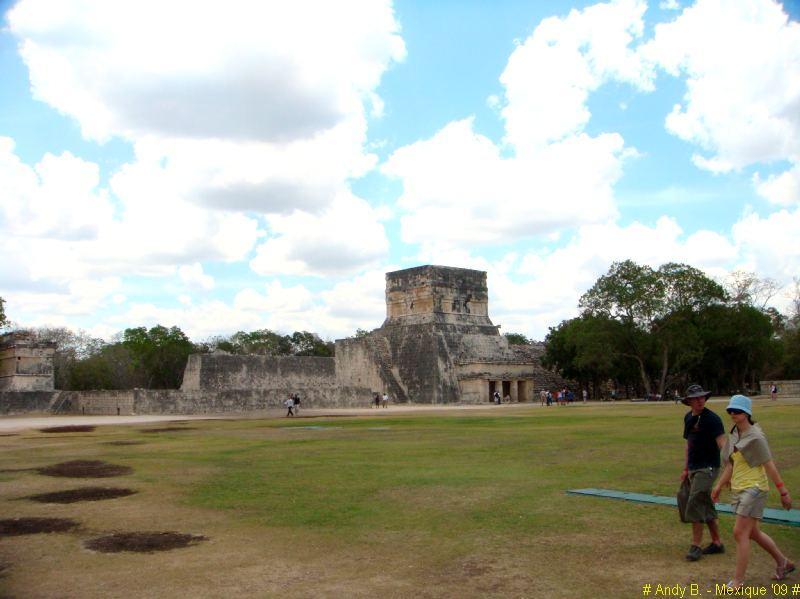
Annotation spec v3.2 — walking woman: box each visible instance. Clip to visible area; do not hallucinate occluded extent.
[711,395,794,590]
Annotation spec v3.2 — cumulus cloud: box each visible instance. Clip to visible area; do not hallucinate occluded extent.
[642,0,800,172]
[753,164,800,206]
[178,263,215,292]
[0,137,113,240]
[499,0,651,151]
[7,0,404,221]
[383,117,629,250]
[8,0,405,144]
[250,193,390,277]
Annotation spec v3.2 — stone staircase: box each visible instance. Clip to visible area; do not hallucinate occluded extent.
[367,335,408,403]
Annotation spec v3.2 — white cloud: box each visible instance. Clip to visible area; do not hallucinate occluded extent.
[319,269,388,324]
[178,263,215,291]
[0,137,113,240]
[7,0,405,222]
[499,0,651,151]
[642,0,800,171]
[8,0,405,144]
[382,118,628,250]
[249,193,389,276]
[659,0,681,10]
[732,206,800,281]
[3,276,122,326]
[753,164,800,206]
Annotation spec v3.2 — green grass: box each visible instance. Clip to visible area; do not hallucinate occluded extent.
[1,401,798,598]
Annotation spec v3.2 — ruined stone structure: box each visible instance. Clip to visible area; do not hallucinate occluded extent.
[181,265,561,405]
[0,331,56,391]
[337,265,540,403]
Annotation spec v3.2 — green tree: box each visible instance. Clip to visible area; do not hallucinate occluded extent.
[218,329,294,356]
[30,327,105,390]
[542,314,638,398]
[579,260,727,397]
[122,325,195,388]
[68,344,137,390]
[692,304,776,393]
[290,331,334,356]
[504,332,531,345]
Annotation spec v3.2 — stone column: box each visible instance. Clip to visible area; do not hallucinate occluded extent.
[510,380,518,402]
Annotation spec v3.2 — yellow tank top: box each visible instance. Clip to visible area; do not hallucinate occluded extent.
[731,451,769,492]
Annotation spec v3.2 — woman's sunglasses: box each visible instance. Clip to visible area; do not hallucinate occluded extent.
[726,408,745,415]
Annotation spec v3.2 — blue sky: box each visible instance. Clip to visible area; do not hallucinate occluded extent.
[1,0,799,342]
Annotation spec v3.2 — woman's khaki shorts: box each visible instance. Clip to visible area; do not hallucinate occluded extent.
[731,487,768,519]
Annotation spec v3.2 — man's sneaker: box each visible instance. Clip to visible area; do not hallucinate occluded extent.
[686,545,703,561]
[702,543,725,555]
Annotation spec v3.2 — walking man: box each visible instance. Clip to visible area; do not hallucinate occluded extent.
[679,384,726,561]
[284,395,295,417]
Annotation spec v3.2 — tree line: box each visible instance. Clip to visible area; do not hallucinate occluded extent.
[542,261,800,399]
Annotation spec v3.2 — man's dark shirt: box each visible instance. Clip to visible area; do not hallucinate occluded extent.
[683,407,724,469]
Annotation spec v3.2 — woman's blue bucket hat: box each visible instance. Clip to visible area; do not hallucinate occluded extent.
[726,394,752,416]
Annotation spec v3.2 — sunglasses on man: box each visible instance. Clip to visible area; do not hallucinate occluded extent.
[726,408,745,415]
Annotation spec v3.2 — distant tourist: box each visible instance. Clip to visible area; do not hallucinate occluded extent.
[382,392,389,408]
[374,392,381,408]
[546,390,552,406]
[504,394,511,403]
[284,396,295,417]
[293,394,300,415]
[678,384,725,563]
[493,390,501,404]
[770,383,778,401]
[711,395,794,590]
[582,388,587,403]
[540,389,547,406]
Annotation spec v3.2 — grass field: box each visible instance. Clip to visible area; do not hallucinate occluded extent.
[1,399,798,598]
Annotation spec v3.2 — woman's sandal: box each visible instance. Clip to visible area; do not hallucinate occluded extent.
[774,560,796,581]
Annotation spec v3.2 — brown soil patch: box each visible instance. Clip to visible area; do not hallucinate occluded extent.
[103,440,145,446]
[0,517,80,536]
[84,531,207,553]
[0,467,35,473]
[39,425,96,433]
[37,460,133,478]
[26,487,138,503]
[140,427,195,433]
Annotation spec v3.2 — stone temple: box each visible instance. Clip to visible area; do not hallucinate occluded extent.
[184,265,559,405]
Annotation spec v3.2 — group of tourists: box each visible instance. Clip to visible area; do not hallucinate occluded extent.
[372,392,389,408]
[538,387,588,406]
[678,384,793,590]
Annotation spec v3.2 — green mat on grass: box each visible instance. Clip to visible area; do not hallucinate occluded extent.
[567,488,800,527]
